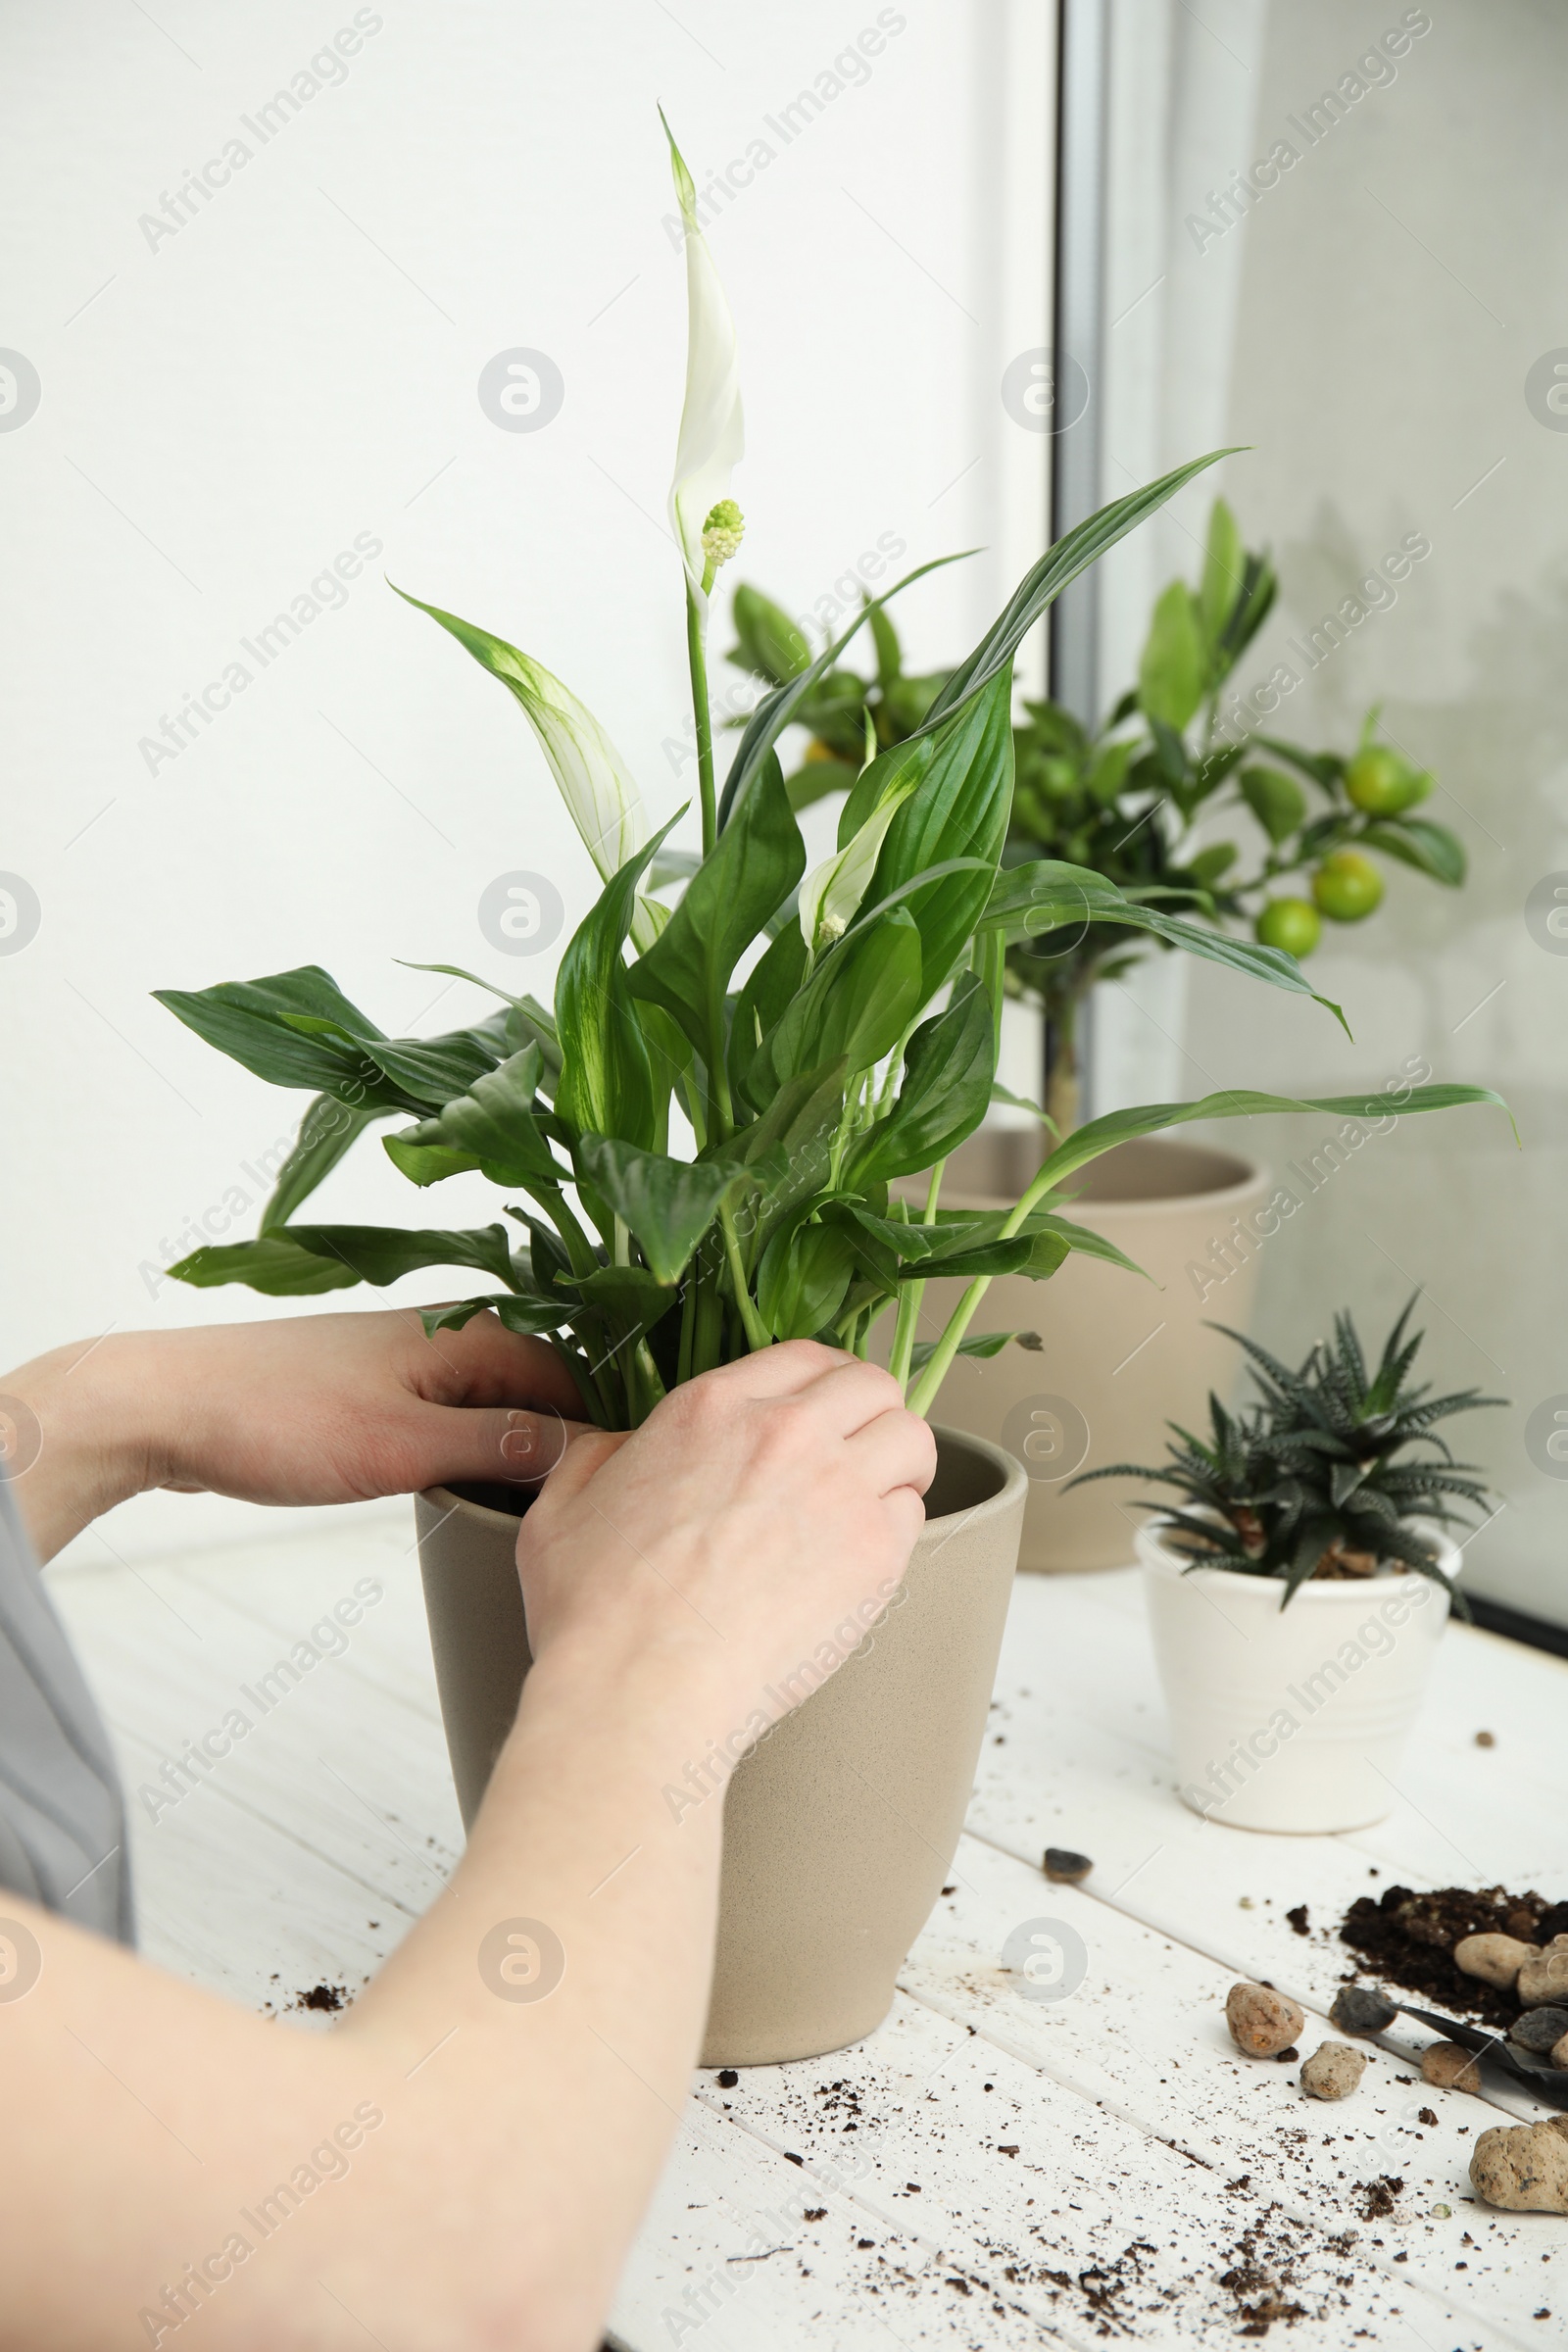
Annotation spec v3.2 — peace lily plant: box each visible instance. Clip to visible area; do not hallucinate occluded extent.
[156,125,1506,1432]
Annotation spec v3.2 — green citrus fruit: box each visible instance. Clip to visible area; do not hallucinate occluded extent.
[1312,850,1385,922]
[1346,746,1432,815]
[1254,897,1322,957]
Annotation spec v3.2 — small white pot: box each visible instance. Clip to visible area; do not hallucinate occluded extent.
[1139,1518,1455,1834]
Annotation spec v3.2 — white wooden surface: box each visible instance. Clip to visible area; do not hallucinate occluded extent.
[49,1518,1568,2349]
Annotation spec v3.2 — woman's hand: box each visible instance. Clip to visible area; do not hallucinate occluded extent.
[5,1308,587,1559]
[517,1340,937,1731]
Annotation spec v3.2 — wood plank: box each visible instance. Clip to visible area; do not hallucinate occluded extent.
[899,1833,1565,2343]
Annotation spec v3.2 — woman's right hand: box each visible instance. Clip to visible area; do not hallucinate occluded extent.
[515,1342,936,1729]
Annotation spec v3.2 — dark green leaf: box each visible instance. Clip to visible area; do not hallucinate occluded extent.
[757,906,925,1089]
[557,819,679,1152]
[391,1045,563,1190]
[1361,818,1466,887]
[918,451,1233,735]
[908,1328,1042,1371]
[262,1095,385,1230]
[168,1235,361,1296]
[1138,581,1205,730]
[867,668,1015,991]
[627,757,805,1062]
[574,1135,747,1284]
[1240,766,1307,844]
[844,974,996,1186]
[757,1219,858,1340]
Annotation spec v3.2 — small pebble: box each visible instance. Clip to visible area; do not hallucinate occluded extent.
[1422,2041,1484,2094]
[1453,1932,1538,1989]
[1225,1982,1304,2058]
[1471,2122,1568,2213]
[1509,2007,1568,2054]
[1238,1895,1255,1909]
[1331,1984,1399,2036]
[1430,2203,1451,2219]
[1518,1938,1568,2010]
[1275,2044,1299,2063]
[1300,2040,1367,2101]
[1043,1846,1093,1884]
[1552,2031,1568,2071]
[716,2068,738,2088]
[1474,1730,1495,1747]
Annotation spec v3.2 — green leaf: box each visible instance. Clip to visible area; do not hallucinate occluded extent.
[837,734,934,853]
[908,1328,1042,1371]
[1030,1083,1515,1196]
[262,1095,385,1230]
[383,1137,481,1188]
[282,1222,519,1288]
[1188,844,1237,888]
[1362,818,1466,887]
[167,1235,361,1296]
[729,922,808,1110]
[919,451,1233,738]
[557,819,680,1152]
[1199,498,1245,643]
[869,602,903,689]
[1138,581,1206,731]
[717,552,975,828]
[757,1219,858,1340]
[571,1263,678,1326]
[1240,766,1307,845]
[422,1294,571,1339]
[574,1135,747,1284]
[785,758,858,812]
[627,756,805,1062]
[155,967,405,1106]
[845,973,996,1186]
[980,861,1348,1031]
[388,1044,563,1191]
[866,668,1015,992]
[757,906,925,1089]
[729,585,811,684]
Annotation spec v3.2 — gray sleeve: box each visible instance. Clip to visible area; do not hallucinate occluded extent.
[0,1470,133,1945]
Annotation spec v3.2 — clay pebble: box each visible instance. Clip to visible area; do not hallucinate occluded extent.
[1043,1846,1093,1885]
[1508,2006,1568,2054]
[1517,1937,1568,2010]
[1470,2122,1568,2213]
[1453,1932,1538,1989]
[1421,2040,1484,2093]
[1225,1982,1304,2058]
[1330,1984,1399,2036]
[1553,2031,1568,2071]
[1300,2040,1367,2101]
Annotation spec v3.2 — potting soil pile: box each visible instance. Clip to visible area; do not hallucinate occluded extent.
[1338,1884,1568,2031]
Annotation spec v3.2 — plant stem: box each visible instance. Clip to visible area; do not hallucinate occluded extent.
[686,580,716,858]
[718,1201,769,1350]
[906,1274,990,1416]
[887,1157,945,1392]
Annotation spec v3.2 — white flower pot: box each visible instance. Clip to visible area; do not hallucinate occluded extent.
[1139,1518,1455,1834]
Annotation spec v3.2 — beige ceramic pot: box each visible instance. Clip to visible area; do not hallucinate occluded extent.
[415,1426,1026,2068]
[895,1131,1271,1574]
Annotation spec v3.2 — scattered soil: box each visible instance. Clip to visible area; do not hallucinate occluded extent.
[1219,2211,1309,2335]
[1338,1885,1568,2029]
[1351,2176,1401,2222]
[1286,1905,1309,1937]
[292,1983,346,2013]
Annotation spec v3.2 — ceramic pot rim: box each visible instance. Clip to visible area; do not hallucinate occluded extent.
[1136,1512,1461,1596]
[424,1420,1028,1540]
[938,1149,1268,1223]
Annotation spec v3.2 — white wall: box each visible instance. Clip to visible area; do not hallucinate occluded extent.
[1,0,1054,1557]
[1096,0,1568,1625]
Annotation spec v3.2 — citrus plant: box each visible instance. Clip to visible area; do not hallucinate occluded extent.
[153,125,1505,1431]
[728,504,1465,1135]
[1072,1298,1503,1606]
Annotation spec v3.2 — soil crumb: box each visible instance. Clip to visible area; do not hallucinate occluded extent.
[1339,1885,1568,2029]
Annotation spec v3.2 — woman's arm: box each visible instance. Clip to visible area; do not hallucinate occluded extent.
[5,1307,585,1562]
[0,1336,933,2349]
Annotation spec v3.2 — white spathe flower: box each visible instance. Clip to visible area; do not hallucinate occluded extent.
[799,766,920,954]
[662,112,744,603]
